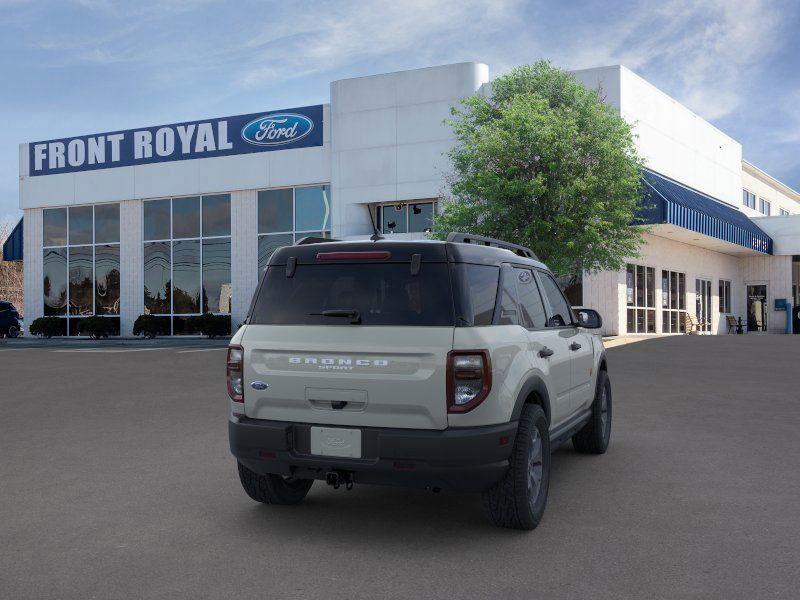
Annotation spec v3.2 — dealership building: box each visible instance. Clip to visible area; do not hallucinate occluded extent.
[6,61,800,336]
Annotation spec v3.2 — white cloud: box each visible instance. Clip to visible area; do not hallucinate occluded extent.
[237,0,523,88]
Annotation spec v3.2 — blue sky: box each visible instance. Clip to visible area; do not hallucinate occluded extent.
[1,0,799,223]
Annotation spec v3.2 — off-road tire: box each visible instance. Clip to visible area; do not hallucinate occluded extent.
[572,370,612,454]
[482,404,550,530]
[237,462,314,505]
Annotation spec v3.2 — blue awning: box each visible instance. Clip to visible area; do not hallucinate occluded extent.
[639,169,773,255]
[2,218,23,261]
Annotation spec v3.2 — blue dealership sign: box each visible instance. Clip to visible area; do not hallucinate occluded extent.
[28,104,323,177]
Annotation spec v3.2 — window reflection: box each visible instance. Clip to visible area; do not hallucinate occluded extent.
[94,204,120,244]
[43,248,68,316]
[43,208,67,247]
[172,240,201,314]
[144,242,171,314]
[69,206,93,245]
[258,189,293,233]
[258,233,293,273]
[202,238,231,313]
[202,194,231,237]
[409,202,434,233]
[42,204,121,334]
[95,245,120,315]
[382,204,408,233]
[144,199,171,241]
[142,195,232,333]
[295,185,330,232]
[68,246,93,315]
[172,196,200,239]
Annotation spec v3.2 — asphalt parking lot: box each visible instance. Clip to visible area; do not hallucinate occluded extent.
[1,336,799,599]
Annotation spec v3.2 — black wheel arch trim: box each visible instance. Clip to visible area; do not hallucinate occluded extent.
[598,349,608,371]
[511,376,552,424]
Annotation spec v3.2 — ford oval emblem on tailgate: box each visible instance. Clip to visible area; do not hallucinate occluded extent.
[250,381,269,390]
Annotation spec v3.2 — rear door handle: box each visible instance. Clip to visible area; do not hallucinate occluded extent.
[570,342,582,351]
[538,347,554,358]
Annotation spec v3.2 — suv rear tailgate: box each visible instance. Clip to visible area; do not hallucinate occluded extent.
[242,325,453,429]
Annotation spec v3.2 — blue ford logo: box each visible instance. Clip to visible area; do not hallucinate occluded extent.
[250,381,269,390]
[241,113,314,147]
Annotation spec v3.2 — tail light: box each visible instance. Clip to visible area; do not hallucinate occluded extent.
[227,345,244,402]
[447,350,491,413]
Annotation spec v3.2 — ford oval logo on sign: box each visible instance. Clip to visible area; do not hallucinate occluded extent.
[241,113,315,147]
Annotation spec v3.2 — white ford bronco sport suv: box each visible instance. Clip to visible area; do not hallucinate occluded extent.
[228,233,611,529]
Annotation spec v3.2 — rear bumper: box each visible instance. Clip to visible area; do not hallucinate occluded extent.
[229,415,517,492]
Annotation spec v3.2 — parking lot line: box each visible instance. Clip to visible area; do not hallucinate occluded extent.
[176,347,228,353]
[51,347,195,353]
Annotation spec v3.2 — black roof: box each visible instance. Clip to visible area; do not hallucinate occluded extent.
[269,238,549,270]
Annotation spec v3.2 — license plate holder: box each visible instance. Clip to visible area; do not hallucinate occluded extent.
[310,426,362,458]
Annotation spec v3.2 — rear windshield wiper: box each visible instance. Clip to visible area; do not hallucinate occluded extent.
[310,309,362,324]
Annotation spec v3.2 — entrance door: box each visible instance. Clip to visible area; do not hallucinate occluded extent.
[695,278,712,333]
[747,284,768,332]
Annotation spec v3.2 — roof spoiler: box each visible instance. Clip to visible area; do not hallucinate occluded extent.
[295,236,340,245]
[446,232,538,260]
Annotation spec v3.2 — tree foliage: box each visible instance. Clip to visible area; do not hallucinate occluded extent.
[434,61,646,276]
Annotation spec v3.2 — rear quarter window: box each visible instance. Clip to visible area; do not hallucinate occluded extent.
[451,264,499,326]
[250,262,454,326]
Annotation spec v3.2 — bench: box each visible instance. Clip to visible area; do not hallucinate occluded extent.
[725,315,738,334]
[682,312,710,334]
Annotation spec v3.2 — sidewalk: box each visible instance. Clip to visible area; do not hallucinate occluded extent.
[0,336,231,349]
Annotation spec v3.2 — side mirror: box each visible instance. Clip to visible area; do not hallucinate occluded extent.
[576,308,602,329]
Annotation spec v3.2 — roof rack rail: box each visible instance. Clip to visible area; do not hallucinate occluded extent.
[446,232,538,260]
[295,236,340,246]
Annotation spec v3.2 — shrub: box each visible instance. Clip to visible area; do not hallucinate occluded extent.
[29,316,66,338]
[76,316,116,340]
[186,313,231,338]
[133,314,169,338]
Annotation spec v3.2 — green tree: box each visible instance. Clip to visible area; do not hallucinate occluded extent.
[434,61,647,278]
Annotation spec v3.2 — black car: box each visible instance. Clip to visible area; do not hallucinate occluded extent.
[0,301,22,338]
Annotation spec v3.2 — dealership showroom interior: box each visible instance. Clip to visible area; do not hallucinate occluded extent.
[4,61,800,338]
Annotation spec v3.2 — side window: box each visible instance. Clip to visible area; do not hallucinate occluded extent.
[453,264,499,326]
[515,268,547,329]
[539,272,573,327]
[495,267,519,326]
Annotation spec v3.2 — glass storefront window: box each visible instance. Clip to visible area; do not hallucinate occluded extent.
[626,263,655,333]
[202,194,231,237]
[258,233,294,273]
[68,246,93,315]
[94,204,120,244]
[257,185,332,273]
[69,206,93,245]
[377,201,437,234]
[95,245,120,315]
[409,202,434,233]
[144,198,171,241]
[43,208,67,247]
[662,269,687,333]
[42,204,120,333]
[144,242,171,314]
[43,247,68,316]
[172,240,201,314]
[258,188,293,233]
[382,204,408,233]
[172,196,200,239]
[142,194,231,334]
[202,239,232,313]
[294,185,331,232]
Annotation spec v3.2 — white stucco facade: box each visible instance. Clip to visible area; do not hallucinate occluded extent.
[15,61,800,336]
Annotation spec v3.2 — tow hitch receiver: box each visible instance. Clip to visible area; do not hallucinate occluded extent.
[325,470,354,490]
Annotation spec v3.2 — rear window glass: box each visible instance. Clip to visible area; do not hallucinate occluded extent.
[250,263,454,326]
